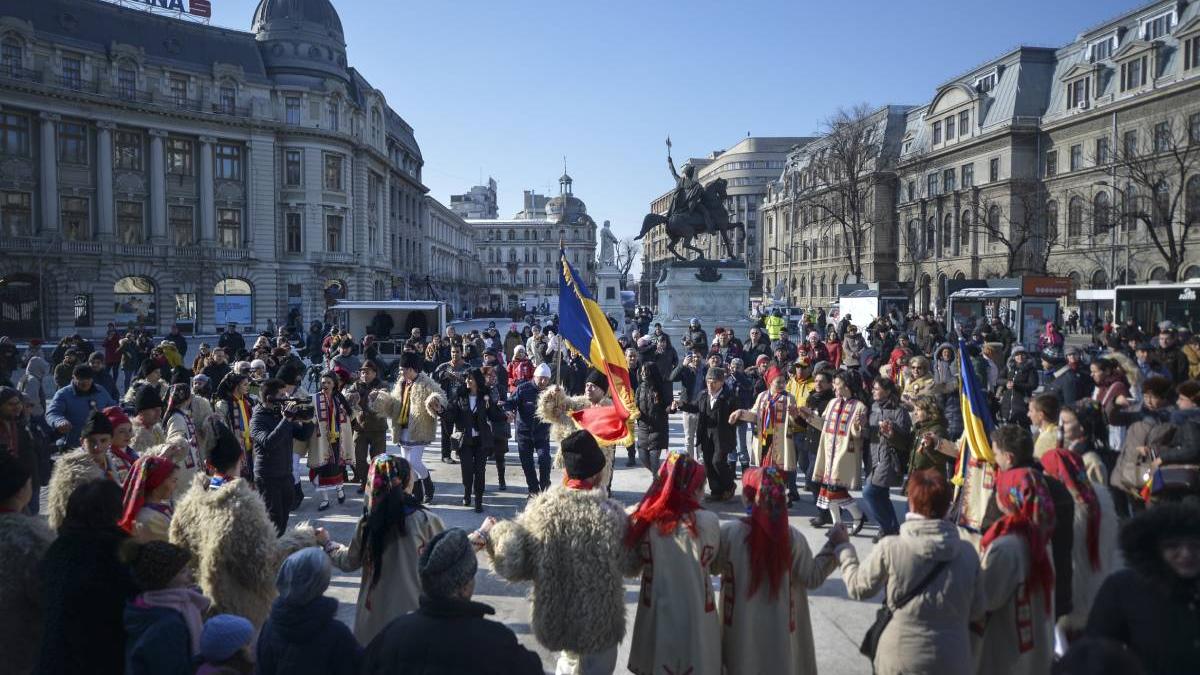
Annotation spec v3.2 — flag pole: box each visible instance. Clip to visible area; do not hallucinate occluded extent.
[555,234,565,387]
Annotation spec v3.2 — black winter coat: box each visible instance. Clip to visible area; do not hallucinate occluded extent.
[250,405,313,480]
[677,388,738,453]
[635,383,670,452]
[361,597,541,675]
[670,364,698,406]
[257,596,362,675]
[504,381,550,446]
[1087,568,1200,675]
[443,391,506,448]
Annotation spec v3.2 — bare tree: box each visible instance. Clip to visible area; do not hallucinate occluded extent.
[967,179,1062,276]
[614,237,640,289]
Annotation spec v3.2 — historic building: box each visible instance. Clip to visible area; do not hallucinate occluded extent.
[895,0,1200,312]
[449,177,498,220]
[637,136,810,306]
[466,173,597,314]
[759,105,911,309]
[425,196,485,316]
[0,0,451,339]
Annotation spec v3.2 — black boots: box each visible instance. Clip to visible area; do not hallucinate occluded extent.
[809,508,832,529]
[462,488,471,507]
[422,477,435,504]
[412,479,425,504]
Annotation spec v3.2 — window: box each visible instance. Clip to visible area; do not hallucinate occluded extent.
[284,149,302,187]
[174,293,196,329]
[1120,56,1148,91]
[987,205,1000,243]
[61,54,82,89]
[0,37,21,74]
[0,191,31,236]
[114,130,142,171]
[1070,144,1083,171]
[169,205,193,246]
[906,181,915,201]
[1046,201,1059,242]
[945,115,956,140]
[960,210,971,248]
[942,213,953,250]
[1123,185,1138,232]
[285,213,302,253]
[1187,35,1200,71]
[169,75,188,105]
[1124,129,1138,157]
[927,173,938,197]
[285,96,301,125]
[0,112,29,155]
[166,138,192,175]
[1187,175,1200,225]
[117,201,144,244]
[1154,121,1172,153]
[210,208,241,250]
[117,65,136,99]
[1067,78,1089,108]
[328,98,339,132]
[975,72,996,93]
[962,163,974,188]
[1142,11,1174,40]
[989,157,1000,182]
[59,121,88,165]
[959,110,970,137]
[1096,136,1110,164]
[61,197,89,241]
[932,121,942,144]
[218,86,236,115]
[1191,113,1200,145]
[323,153,343,190]
[1090,36,1114,62]
[925,217,936,253]
[326,214,343,252]
[1153,180,1170,228]
[1094,191,1111,232]
[214,144,241,180]
[943,168,956,193]
[1068,197,1083,238]
[74,294,92,328]
[1045,150,1057,177]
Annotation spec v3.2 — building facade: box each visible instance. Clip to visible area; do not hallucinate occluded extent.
[759,106,911,309]
[425,196,484,316]
[449,177,498,220]
[467,173,597,314]
[0,0,439,339]
[638,136,810,306]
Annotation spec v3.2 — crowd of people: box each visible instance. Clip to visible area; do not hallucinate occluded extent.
[0,305,1198,674]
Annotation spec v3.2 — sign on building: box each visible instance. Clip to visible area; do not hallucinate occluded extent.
[105,0,212,22]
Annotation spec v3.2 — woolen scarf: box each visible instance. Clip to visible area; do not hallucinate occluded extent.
[1040,448,1102,570]
[981,467,1056,614]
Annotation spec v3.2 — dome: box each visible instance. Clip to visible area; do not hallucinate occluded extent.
[252,0,349,82]
[252,0,344,39]
[546,194,590,225]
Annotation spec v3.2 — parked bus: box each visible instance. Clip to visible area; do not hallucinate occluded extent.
[1114,280,1200,333]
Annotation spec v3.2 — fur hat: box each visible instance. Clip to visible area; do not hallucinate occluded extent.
[419,528,478,599]
[134,385,164,412]
[534,363,553,379]
[82,410,114,438]
[126,540,192,591]
[401,351,423,372]
[0,449,31,502]
[561,429,605,480]
[198,614,254,663]
[585,369,609,393]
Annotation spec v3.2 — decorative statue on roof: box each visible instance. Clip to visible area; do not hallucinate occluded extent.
[635,136,744,262]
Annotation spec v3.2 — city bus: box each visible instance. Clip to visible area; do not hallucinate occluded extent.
[1114,280,1200,333]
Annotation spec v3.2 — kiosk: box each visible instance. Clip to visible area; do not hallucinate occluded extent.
[946,276,1071,350]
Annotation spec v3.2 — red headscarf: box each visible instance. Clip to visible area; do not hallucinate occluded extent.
[742,467,792,599]
[626,453,706,548]
[888,347,910,383]
[981,468,1056,614]
[118,456,177,534]
[1040,449,1101,571]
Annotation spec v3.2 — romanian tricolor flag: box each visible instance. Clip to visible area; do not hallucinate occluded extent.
[557,248,639,446]
[952,337,996,486]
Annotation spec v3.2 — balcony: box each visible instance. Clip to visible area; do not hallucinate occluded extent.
[211,102,253,118]
[0,65,41,84]
[314,251,357,265]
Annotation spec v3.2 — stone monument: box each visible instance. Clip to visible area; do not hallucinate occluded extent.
[595,220,625,319]
[635,137,753,346]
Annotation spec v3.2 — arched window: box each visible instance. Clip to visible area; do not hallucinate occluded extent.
[790,277,797,291]
[1188,176,1200,225]
[1090,269,1108,289]
[507,229,515,241]
[818,275,827,297]
[1153,180,1171,228]
[942,213,953,250]
[987,205,1001,243]
[1123,185,1138,232]
[1093,192,1110,233]
[798,275,807,297]
[524,270,530,285]
[508,249,516,263]
[1184,265,1200,280]
[959,210,970,249]
[1068,197,1083,238]
[113,276,157,327]
[213,278,254,326]
[1150,267,1169,281]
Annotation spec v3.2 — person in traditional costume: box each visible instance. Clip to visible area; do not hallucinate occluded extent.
[118,454,179,543]
[104,405,139,485]
[315,455,445,646]
[310,371,353,511]
[537,369,620,489]
[798,371,868,533]
[622,452,721,675]
[975,464,1057,675]
[730,367,800,478]
[711,467,839,675]
[79,409,121,483]
[43,419,108,530]
[370,352,447,504]
[162,382,201,500]
[472,430,628,675]
[1039,448,1121,640]
[213,373,256,482]
[345,360,390,495]
[129,384,167,456]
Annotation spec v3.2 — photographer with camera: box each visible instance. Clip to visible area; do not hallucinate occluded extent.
[251,378,315,535]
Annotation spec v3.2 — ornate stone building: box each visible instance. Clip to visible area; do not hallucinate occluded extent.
[0,0,439,338]
[425,196,484,315]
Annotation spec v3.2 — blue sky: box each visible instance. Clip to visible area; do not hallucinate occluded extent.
[206,0,1147,244]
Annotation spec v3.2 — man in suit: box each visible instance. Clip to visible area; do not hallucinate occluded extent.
[673,366,738,500]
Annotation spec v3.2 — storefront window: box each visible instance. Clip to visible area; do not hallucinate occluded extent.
[113,276,156,327]
[213,279,252,326]
[175,293,196,332]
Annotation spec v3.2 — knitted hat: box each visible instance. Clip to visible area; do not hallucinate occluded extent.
[585,369,609,393]
[561,429,605,480]
[103,405,130,430]
[419,528,478,599]
[401,351,423,372]
[0,449,31,503]
[127,540,192,591]
[134,385,164,412]
[534,363,553,379]
[82,409,114,437]
[198,614,254,663]
[276,547,332,606]
[0,386,19,407]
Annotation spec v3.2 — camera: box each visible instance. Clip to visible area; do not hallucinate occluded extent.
[275,397,315,421]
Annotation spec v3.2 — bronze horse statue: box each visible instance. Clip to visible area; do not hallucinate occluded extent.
[636,177,744,261]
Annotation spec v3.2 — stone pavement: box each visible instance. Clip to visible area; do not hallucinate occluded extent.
[297,411,892,675]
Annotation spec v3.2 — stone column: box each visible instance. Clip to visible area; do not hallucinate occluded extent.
[95,121,115,239]
[199,136,215,243]
[148,130,167,242]
[38,113,59,233]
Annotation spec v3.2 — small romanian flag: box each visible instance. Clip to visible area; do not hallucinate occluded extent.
[557,247,638,446]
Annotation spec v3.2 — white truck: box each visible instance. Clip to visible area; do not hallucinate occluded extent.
[330,300,446,364]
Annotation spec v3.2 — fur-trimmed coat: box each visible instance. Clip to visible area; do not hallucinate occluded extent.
[536,385,618,487]
[45,449,104,531]
[168,472,317,629]
[130,415,167,456]
[0,512,55,674]
[371,373,447,446]
[486,486,628,655]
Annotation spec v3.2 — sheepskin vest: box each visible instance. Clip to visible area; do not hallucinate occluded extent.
[45,449,104,531]
[0,513,55,675]
[372,373,447,446]
[489,486,627,654]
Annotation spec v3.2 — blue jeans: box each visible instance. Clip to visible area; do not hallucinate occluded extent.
[861,482,900,535]
[517,437,551,493]
[730,423,749,467]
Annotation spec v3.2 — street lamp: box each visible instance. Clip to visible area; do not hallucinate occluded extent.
[769,245,793,306]
[1095,180,1132,287]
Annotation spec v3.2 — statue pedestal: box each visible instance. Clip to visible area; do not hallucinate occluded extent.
[594,265,625,320]
[653,261,752,350]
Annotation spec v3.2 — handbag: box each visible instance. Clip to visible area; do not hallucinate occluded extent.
[860,559,950,660]
[1151,464,1200,496]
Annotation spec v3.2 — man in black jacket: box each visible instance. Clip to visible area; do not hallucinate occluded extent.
[505,364,553,496]
[674,366,738,500]
[251,378,314,535]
